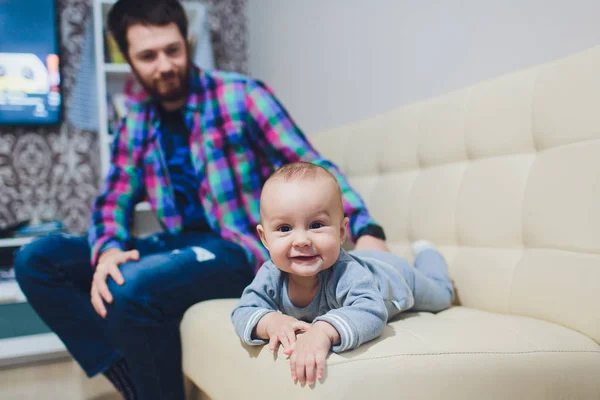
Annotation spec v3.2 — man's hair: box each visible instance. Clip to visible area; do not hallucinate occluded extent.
[107,0,188,58]
[260,162,344,218]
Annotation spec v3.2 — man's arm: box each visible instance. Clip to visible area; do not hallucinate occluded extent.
[88,116,144,267]
[244,80,386,245]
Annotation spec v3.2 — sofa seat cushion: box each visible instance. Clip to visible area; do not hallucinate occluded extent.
[181,299,600,400]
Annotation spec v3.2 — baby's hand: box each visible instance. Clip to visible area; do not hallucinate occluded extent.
[290,321,338,385]
[258,313,310,354]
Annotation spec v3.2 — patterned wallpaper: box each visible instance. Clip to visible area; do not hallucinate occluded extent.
[0,0,248,234]
[207,0,248,74]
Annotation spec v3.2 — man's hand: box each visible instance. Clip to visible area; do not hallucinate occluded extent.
[290,321,340,385]
[90,248,139,318]
[255,312,311,355]
[354,235,389,252]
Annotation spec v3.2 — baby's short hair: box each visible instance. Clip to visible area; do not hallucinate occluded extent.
[270,162,337,183]
[260,162,344,217]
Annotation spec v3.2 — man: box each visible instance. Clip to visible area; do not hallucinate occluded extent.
[14,0,387,399]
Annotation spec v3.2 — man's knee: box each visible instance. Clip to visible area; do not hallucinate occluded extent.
[106,263,162,323]
[15,234,90,291]
[14,236,58,283]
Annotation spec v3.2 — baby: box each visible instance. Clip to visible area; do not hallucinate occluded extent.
[231,162,454,385]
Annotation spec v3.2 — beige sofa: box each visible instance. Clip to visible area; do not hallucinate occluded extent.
[180,47,600,399]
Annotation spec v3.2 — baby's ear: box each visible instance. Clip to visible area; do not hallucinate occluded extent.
[340,217,349,243]
[256,224,269,250]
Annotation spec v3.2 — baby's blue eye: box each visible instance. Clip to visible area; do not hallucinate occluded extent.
[277,225,291,233]
[310,222,323,229]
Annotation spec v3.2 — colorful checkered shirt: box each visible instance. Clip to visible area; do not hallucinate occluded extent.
[88,66,379,270]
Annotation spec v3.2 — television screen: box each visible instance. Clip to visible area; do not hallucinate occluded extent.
[0,0,62,125]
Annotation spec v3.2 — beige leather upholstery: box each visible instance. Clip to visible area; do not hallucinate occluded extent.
[181,47,600,399]
[182,300,599,400]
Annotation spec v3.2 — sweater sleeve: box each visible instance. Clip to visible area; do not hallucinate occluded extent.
[231,262,280,346]
[314,261,388,353]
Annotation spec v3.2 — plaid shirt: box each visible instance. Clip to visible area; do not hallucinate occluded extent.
[88,67,378,270]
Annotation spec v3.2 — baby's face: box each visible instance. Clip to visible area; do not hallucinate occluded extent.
[257,176,348,278]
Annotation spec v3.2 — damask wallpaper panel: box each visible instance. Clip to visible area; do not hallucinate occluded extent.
[206,0,248,73]
[0,0,248,233]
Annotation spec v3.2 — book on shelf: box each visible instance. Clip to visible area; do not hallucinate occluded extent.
[107,92,128,135]
[112,93,128,120]
[104,31,126,64]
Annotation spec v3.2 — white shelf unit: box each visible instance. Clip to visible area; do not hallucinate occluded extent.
[0,236,68,366]
[0,237,32,304]
[104,62,131,74]
[0,333,69,368]
[0,281,26,304]
[0,236,33,248]
[93,0,129,179]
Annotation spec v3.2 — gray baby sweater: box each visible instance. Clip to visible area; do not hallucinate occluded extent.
[231,249,414,353]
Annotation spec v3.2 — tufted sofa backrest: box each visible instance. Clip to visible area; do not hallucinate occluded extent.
[311,47,600,342]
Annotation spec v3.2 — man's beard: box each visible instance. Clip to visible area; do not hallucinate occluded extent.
[132,63,190,103]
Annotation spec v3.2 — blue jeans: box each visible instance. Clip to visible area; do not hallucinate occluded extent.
[14,231,254,400]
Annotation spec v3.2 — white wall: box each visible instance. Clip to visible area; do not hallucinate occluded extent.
[247,0,600,134]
